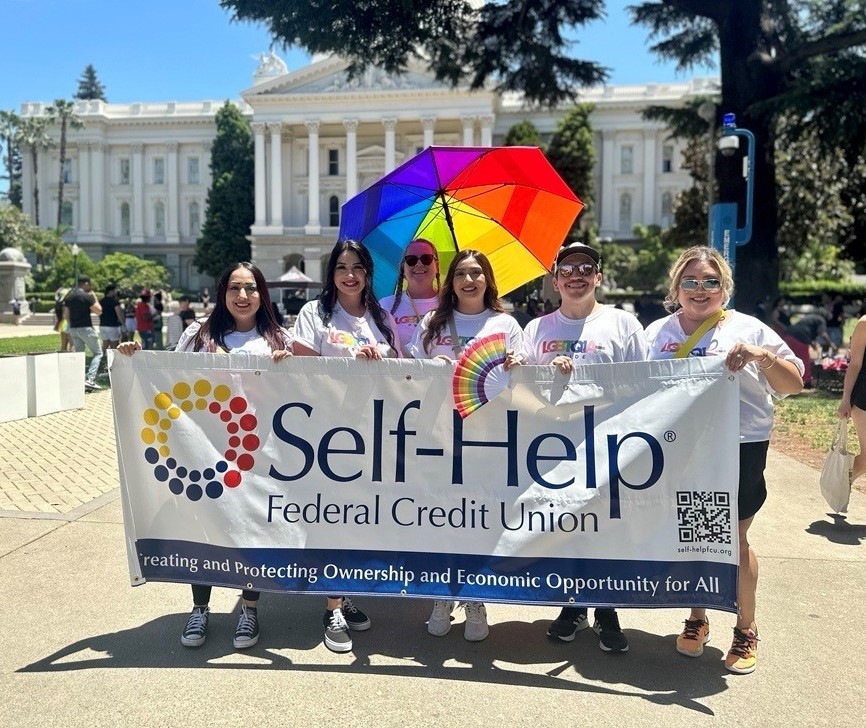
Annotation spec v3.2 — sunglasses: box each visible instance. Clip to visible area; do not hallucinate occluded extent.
[404,254,436,267]
[558,262,598,278]
[679,278,722,292]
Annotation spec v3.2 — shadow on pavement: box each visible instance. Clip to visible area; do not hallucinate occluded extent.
[19,597,728,714]
[805,513,866,545]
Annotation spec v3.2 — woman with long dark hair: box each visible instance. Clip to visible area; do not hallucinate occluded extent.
[379,238,440,356]
[118,261,292,650]
[407,249,523,642]
[292,239,400,652]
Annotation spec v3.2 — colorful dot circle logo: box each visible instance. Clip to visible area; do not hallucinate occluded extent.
[139,379,260,501]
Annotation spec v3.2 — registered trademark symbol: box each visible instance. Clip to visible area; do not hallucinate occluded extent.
[664,431,676,442]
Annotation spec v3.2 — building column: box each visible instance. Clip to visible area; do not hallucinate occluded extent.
[91,142,106,235]
[268,122,284,229]
[305,120,321,234]
[166,142,180,243]
[343,119,359,199]
[78,144,91,233]
[600,131,615,235]
[303,246,323,283]
[479,115,495,146]
[252,122,267,228]
[131,143,145,243]
[642,131,657,225]
[462,116,475,146]
[421,117,435,149]
[383,118,397,173]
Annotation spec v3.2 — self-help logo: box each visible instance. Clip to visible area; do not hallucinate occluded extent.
[140,379,259,501]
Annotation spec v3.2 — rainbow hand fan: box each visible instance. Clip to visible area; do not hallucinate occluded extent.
[452,332,511,419]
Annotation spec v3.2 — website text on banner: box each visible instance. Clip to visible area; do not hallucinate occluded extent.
[111,353,740,612]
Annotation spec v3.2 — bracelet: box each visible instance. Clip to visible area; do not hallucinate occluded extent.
[759,351,777,371]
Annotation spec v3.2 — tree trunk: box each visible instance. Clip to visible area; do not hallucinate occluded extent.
[31,146,40,226]
[715,2,782,315]
[57,118,67,229]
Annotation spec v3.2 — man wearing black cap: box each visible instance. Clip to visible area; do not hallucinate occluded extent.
[63,275,104,390]
[522,241,648,653]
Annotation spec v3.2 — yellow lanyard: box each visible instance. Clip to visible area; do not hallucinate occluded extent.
[675,309,725,358]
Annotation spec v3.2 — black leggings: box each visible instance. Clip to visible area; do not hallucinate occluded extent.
[191,584,260,605]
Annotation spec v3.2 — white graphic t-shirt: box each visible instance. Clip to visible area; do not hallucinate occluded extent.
[293,300,400,358]
[380,293,438,357]
[522,306,648,365]
[177,320,292,354]
[644,310,804,442]
[407,309,524,360]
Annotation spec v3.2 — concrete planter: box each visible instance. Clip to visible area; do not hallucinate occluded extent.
[0,355,29,423]
[26,351,85,417]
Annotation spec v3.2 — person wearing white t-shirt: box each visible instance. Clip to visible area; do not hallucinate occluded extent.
[408,249,522,643]
[523,241,643,654]
[645,246,803,675]
[292,239,400,653]
[380,238,441,357]
[117,262,293,652]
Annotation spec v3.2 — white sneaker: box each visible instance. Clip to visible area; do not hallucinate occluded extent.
[427,600,456,636]
[462,601,489,642]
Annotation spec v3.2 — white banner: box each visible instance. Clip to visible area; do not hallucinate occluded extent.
[111,353,740,611]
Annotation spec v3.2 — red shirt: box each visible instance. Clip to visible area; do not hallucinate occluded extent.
[135,301,154,332]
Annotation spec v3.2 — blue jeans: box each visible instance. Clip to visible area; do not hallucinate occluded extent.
[69,326,103,382]
[140,330,155,350]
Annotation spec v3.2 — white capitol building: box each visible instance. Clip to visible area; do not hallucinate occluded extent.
[19,53,716,290]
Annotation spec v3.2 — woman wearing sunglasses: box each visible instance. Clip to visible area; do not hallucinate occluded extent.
[645,246,803,674]
[117,262,293,651]
[407,249,523,641]
[292,239,400,653]
[380,238,441,357]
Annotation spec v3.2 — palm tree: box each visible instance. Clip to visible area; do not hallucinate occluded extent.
[0,110,20,200]
[15,116,54,226]
[45,99,84,229]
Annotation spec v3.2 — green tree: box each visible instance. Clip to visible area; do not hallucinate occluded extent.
[546,104,595,223]
[194,102,254,277]
[0,202,37,248]
[45,100,85,229]
[91,252,171,291]
[74,65,107,101]
[36,243,95,292]
[504,120,543,148]
[219,0,608,106]
[14,117,54,226]
[602,225,683,292]
[0,110,21,206]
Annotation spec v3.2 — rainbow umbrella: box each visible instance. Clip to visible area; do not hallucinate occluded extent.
[339,146,584,299]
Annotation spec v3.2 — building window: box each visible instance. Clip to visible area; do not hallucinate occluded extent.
[620,146,633,175]
[153,157,165,184]
[416,145,424,156]
[187,157,200,185]
[329,196,340,227]
[119,158,130,185]
[62,159,73,184]
[189,201,201,237]
[120,202,130,236]
[618,193,632,234]
[662,145,674,173]
[661,191,674,228]
[328,149,339,176]
[60,200,73,227]
[154,201,165,236]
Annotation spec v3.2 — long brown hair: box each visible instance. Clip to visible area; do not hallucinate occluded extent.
[421,249,503,355]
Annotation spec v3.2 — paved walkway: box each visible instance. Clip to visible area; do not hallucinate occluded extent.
[1,385,865,726]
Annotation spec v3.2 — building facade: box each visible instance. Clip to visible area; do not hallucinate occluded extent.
[19,53,717,288]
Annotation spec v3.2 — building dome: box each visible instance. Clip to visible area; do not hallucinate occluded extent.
[0,247,27,262]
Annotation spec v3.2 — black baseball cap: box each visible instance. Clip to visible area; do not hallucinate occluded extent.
[555,242,601,269]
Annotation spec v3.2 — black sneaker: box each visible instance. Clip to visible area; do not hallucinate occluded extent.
[323,608,353,652]
[592,608,629,652]
[181,606,209,647]
[547,606,590,642]
[341,597,371,631]
[233,604,259,649]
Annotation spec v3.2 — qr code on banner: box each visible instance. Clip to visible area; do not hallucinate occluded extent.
[676,491,732,544]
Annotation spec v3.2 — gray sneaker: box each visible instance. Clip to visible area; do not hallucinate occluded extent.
[233,604,259,649]
[181,606,209,647]
[323,607,352,652]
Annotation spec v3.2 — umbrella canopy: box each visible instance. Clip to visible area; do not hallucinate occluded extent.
[339,146,584,299]
[277,266,313,283]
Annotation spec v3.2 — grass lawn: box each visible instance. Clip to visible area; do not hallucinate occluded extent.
[772,386,853,470]
[0,334,61,356]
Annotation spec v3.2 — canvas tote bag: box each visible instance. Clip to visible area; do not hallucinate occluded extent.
[820,418,855,513]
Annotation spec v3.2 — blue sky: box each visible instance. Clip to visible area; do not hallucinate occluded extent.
[2,0,716,112]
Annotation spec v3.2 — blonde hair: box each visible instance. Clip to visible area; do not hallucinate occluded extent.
[664,246,733,311]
